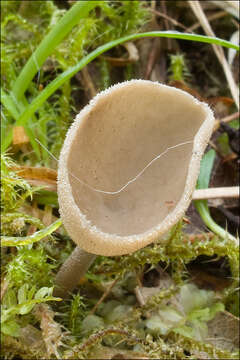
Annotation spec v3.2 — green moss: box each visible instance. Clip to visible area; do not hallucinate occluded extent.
[1,2,239,358]
[169,53,190,82]
[5,246,55,289]
[1,153,33,214]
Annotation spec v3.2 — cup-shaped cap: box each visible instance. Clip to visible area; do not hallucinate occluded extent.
[58,80,214,256]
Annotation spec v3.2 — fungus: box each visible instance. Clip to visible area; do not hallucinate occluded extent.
[54,80,214,298]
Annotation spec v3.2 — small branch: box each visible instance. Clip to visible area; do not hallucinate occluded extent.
[186,10,227,32]
[193,186,239,200]
[150,8,188,31]
[77,66,97,99]
[90,277,119,315]
[221,111,240,124]
[144,38,161,79]
[134,286,146,307]
[78,328,142,352]
[102,41,139,67]
[214,111,240,131]
[1,277,9,301]
[188,0,239,108]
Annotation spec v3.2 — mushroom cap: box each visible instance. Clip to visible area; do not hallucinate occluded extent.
[58,80,214,256]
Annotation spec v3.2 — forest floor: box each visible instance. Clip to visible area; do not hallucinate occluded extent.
[1,1,239,359]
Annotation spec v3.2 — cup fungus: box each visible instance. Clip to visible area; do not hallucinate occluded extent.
[54,80,214,298]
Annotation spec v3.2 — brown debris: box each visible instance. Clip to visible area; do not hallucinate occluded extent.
[102,42,139,67]
[88,344,148,359]
[12,126,30,150]
[34,303,66,359]
[19,325,47,355]
[78,65,97,99]
[12,166,57,191]
[168,80,204,101]
[207,311,240,352]
[188,264,231,292]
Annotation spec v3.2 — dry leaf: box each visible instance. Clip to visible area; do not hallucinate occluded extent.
[12,166,57,191]
[207,310,239,352]
[13,126,29,146]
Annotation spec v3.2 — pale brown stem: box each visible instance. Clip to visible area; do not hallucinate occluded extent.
[134,286,146,307]
[102,41,139,67]
[221,111,240,124]
[186,10,227,32]
[193,186,239,200]
[214,111,240,131]
[53,247,96,298]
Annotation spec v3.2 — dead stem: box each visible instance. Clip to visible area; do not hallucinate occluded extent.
[78,328,142,352]
[193,186,239,200]
[90,277,119,315]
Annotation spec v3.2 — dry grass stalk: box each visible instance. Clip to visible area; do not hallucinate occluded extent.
[34,304,66,359]
[90,277,119,315]
[188,0,239,109]
[103,41,139,67]
[193,186,239,200]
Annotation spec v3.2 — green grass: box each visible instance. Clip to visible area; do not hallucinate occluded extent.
[2,6,239,155]
[1,2,239,358]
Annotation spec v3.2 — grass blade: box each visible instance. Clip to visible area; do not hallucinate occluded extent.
[11,1,98,101]
[3,31,239,151]
[194,150,237,243]
[1,219,62,246]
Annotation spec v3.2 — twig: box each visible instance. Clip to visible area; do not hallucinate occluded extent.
[214,111,239,131]
[90,277,119,315]
[160,1,171,49]
[80,66,97,99]
[1,277,9,301]
[144,38,161,79]
[193,186,239,200]
[188,1,239,109]
[186,10,227,32]
[150,8,188,31]
[134,286,146,307]
[103,41,139,67]
[221,111,240,124]
[78,328,142,352]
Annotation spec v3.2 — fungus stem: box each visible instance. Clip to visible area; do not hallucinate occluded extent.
[53,247,96,298]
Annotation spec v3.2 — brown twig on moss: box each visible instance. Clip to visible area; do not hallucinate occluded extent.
[78,328,143,352]
[90,277,119,315]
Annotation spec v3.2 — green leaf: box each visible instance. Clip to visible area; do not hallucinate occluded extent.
[207,302,225,321]
[2,296,62,322]
[180,284,214,314]
[17,284,28,304]
[173,325,194,338]
[33,189,58,207]
[3,31,239,151]
[18,303,35,315]
[11,1,99,101]
[217,134,231,156]
[1,218,62,246]
[196,149,216,189]
[34,286,53,299]
[145,314,171,335]
[1,320,21,337]
[194,151,237,243]
[2,289,17,308]
[81,315,105,335]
